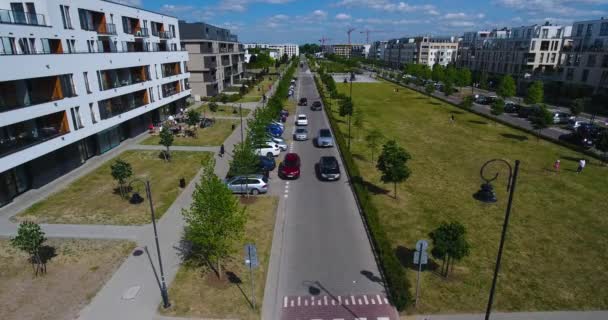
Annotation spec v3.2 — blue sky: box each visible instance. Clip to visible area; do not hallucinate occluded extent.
[117,0,608,44]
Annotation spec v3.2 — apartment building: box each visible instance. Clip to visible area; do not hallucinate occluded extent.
[322,44,367,59]
[0,0,190,207]
[180,21,245,99]
[457,23,571,76]
[370,40,387,60]
[244,43,299,58]
[381,36,458,68]
[558,18,608,93]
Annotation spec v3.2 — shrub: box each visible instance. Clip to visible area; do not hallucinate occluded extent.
[208,102,219,112]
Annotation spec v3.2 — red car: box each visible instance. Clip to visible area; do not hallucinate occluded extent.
[279,153,301,179]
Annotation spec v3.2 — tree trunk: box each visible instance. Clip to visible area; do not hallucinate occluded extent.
[445,255,451,278]
[441,256,447,277]
[217,258,222,280]
[166,147,171,162]
[450,257,455,275]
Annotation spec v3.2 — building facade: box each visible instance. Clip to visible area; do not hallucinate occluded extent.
[0,0,190,207]
[322,44,367,59]
[370,40,387,60]
[558,18,608,93]
[243,43,299,58]
[380,36,459,68]
[180,21,245,99]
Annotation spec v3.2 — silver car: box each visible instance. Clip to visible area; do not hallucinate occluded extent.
[225,175,268,195]
[316,128,334,147]
[268,136,288,151]
[294,128,308,141]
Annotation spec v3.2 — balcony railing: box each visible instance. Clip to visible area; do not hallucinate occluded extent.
[0,112,69,158]
[162,87,180,97]
[158,31,174,39]
[0,9,47,26]
[98,23,117,35]
[132,27,149,37]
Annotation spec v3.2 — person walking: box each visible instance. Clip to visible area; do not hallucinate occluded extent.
[577,159,586,173]
[219,144,225,158]
[450,114,455,124]
[553,159,561,173]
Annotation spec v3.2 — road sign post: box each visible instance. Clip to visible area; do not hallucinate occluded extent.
[414,239,429,308]
[244,244,258,310]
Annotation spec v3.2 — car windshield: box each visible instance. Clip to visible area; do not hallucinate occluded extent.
[298,115,306,119]
[322,158,339,173]
[296,128,307,133]
[284,159,298,167]
[320,129,331,137]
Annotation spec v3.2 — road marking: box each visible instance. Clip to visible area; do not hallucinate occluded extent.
[297,296,301,306]
[351,295,356,305]
[376,294,383,305]
[371,297,376,304]
[363,295,369,305]
[324,296,328,305]
[286,181,290,185]
[344,299,349,306]
[284,194,288,198]
[338,296,342,305]
[290,299,294,307]
[384,298,389,304]
[284,296,288,308]
[378,318,390,320]
[358,298,362,304]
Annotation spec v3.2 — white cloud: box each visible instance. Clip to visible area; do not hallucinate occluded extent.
[335,13,352,20]
[160,4,214,21]
[219,0,294,12]
[312,10,328,19]
[334,0,438,14]
[444,12,467,19]
[494,0,608,16]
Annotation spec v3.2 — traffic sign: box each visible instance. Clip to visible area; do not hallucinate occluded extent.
[416,239,429,252]
[413,251,428,265]
[244,244,259,269]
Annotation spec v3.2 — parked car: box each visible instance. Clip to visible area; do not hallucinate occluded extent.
[271,121,285,129]
[503,102,521,113]
[552,112,572,124]
[474,95,488,104]
[225,175,268,195]
[559,132,595,149]
[254,142,281,157]
[279,153,301,179]
[298,97,308,106]
[318,156,341,181]
[311,101,322,111]
[258,155,276,172]
[267,125,283,138]
[517,105,540,118]
[567,119,587,130]
[296,114,308,126]
[294,128,308,141]
[316,128,334,147]
[267,136,288,151]
[280,109,289,117]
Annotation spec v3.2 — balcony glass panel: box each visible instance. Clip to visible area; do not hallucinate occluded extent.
[98,90,147,120]
[0,111,69,158]
[0,75,76,112]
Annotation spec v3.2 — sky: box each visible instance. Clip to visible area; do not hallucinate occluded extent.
[115,0,608,44]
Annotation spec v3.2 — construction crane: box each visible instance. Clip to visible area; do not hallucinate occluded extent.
[359,29,386,43]
[346,27,356,45]
[318,37,332,46]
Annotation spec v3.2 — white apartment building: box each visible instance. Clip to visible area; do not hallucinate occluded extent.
[180,21,245,99]
[382,36,459,68]
[244,43,299,58]
[458,23,571,76]
[559,18,608,93]
[0,0,190,206]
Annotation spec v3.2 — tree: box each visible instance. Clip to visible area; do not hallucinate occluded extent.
[208,101,219,112]
[525,81,544,105]
[596,131,608,164]
[182,162,246,279]
[159,124,174,161]
[431,64,445,82]
[365,129,384,162]
[339,97,355,148]
[570,98,587,117]
[497,75,516,99]
[11,221,47,276]
[443,81,455,96]
[479,72,489,90]
[248,54,257,65]
[228,142,260,177]
[110,159,133,198]
[460,95,474,109]
[376,140,411,199]
[530,104,553,140]
[429,221,471,278]
[186,109,201,126]
[491,98,505,116]
[220,94,229,104]
[455,68,472,87]
[424,83,435,97]
[352,109,365,139]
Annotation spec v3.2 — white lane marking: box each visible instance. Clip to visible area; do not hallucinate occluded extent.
[290,299,294,307]
[378,318,390,320]
[371,297,376,304]
[351,295,356,305]
[355,318,367,320]
[363,295,369,305]
[284,194,288,198]
[358,298,362,304]
[338,296,342,305]
[383,298,389,304]
[304,299,308,306]
[324,296,328,305]
[286,181,290,185]
[297,296,301,306]
[332,298,336,305]
[283,296,288,308]
[376,294,383,305]
[344,299,349,306]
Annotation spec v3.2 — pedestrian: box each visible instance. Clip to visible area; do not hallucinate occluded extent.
[219,144,225,158]
[450,115,455,123]
[576,159,586,173]
[263,169,269,180]
[553,159,560,173]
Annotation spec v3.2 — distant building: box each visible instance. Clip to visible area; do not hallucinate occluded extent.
[322,44,369,59]
[243,43,299,58]
[382,36,459,68]
[370,41,388,60]
[179,21,245,99]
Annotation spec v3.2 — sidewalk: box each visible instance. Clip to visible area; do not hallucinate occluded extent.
[410,310,608,320]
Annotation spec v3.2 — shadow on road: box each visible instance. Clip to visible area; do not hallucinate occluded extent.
[360,270,383,283]
[302,281,363,318]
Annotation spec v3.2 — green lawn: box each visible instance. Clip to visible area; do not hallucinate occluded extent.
[17,151,211,225]
[160,196,278,320]
[192,103,251,117]
[141,119,237,147]
[333,80,608,313]
[237,77,275,103]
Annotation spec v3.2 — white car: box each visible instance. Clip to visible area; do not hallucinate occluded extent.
[254,142,281,157]
[267,136,288,151]
[296,114,308,126]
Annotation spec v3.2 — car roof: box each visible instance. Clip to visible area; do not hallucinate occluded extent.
[231,174,264,180]
[296,128,307,131]
[321,156,337,162]
[298,114,307,117]
[285,153,300,161]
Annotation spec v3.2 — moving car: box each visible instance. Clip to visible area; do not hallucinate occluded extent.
[298,97,308,106]
[316,128,334,147]
[318,156,341,181]
[225,175,268,195]
[311,101,322,111]
[552,112,572,124]
[294,128,308,141]
[296,114,308,126]
[279,153,301,179]
[258,155,276,172]
[254,142,281,157]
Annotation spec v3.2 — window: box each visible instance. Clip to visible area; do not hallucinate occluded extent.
[601,23,608,36]
[66,39,75,53]
[581,69,589,82]
[542,29,548,39]
[586,24,593,36]
[576,24,584,37]
[148,87,154,102]
[0,37,16,54]
[531,41,535,50]
[87,40,95,52]
[566,68,574,80]
[551,53,556,63]
[83,72,91,93]
[602,54,608,67]
[89,103,97,123]
[601,71,608,85]
[70,106,83,129]
[556,29,561,38]
[587,55,596,67]
[540,41,549,51]
[540,52,544,63]
[60,5,72,29]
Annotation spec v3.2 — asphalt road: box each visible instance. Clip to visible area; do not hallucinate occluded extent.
[263,60,397,320]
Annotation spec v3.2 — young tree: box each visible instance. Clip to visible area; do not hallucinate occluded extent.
[491,98,505,116]
[456,68,472,87]
[376,140,411,199]
[182,162,246,279]
[110,159,133,198]
[208,102,219,112]
[530,104,553,140]
[479,72,489,90]
[429,221,471,278]
[460,95,474,109]
[365,129,384,162]
[11,221,47,276]
[352,109,365,139]
[525,81,544,104]
[570,98,587,118]
[424,83,435,97]
[186,109,201,126]
[339,97,355,148]
[443,81,455,96]
[220,94,229,105]
[497,75,516,99]
[431,64,445,83]
[228,142,260,177]
[596,131,608,164]
[159,124,174,162]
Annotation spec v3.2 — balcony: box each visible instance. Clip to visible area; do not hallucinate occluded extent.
[0,9,47,26]
[202,72,216,83]
[95,23,116,35]
[0,111,70,158]
[162,81,181,98]
[204,57,217,69]
[159,31,174,39]
[98,89,148,120]
[133,27,149,37]
[99,66,149,91]
[161,62,181,78]
[0,75,76,113]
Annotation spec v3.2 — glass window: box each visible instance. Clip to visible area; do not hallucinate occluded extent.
[83,72,91,93]
[601,23,608,36]
[586,24,593,36]
[581,69,589,82]
[0,37,16,54]
[576,24,584,37]
[60,5,72,29]
[587,55,596,67]
[89,103,97,124]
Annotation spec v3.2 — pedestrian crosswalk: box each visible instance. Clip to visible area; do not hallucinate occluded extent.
[281,294,398,320]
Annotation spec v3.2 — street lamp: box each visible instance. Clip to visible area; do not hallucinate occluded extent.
[348,74,354,151]
[128,179,171,309]
[474,159,520,320]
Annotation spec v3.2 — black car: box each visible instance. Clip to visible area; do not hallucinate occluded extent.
[504,102,521,113]
[318,156,341,181]
[311,101,322,111]
[298,97,308,106]
[559,133,595,149]
[258,155,276,172]
[517,105,540,118]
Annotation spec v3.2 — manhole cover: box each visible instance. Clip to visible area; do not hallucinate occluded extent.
[122,286,141,300]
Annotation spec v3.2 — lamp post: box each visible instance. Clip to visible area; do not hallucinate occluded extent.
[348,75,353,151]
[474,159,520,320]
[128,179,171,309]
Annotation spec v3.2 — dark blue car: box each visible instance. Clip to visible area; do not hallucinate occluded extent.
[267,124,283,137]
[258,155,276,171]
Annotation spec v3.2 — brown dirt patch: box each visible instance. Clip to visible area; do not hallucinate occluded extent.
[239,196,258,205]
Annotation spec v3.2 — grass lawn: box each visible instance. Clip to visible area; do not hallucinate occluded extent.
[332,80,608,313]
[17,151,211,225]
[237,77,276,103]
[160,196,278,319]
[0,238,135,320]
[141,119,237,147]
[192,103,251,117]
